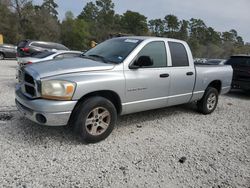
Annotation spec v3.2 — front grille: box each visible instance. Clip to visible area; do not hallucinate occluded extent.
[25,85,35,96]
[20,71,38,98]
[24,73,35,85]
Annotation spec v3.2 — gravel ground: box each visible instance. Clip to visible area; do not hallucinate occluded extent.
[0,60,249,188]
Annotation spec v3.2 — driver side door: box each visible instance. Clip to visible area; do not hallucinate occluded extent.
[123,41,171,114]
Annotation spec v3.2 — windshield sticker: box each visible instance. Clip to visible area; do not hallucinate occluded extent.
[124,39,139,43]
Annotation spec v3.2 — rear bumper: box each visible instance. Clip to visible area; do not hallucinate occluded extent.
[15,87,77,126]
[232,80,250,90]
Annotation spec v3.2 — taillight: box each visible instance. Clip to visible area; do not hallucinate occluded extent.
[21,48,29,52]
[27,61,32,65]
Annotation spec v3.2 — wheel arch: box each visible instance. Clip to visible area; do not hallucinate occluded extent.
[73,90,122,115]
[206,80,222,94]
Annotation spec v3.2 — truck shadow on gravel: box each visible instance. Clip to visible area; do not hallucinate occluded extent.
[225,89,250,100]
[4,115,81,145]
[5,103,197,144]
[5,103,198,145]
[117,103,198,128]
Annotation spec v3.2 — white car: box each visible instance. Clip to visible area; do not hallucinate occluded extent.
[17,50,82,79]
[206,59,226,65]
[18,50,82,65]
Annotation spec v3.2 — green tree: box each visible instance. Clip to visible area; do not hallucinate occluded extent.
[120,10,148,35]
[148,19,164,36]
[189,18,207,44]
[164,14,179,32]
[41,0,58,17]
[78,0,115,41]
[95,0,115,40]
[61,13,90,50]
[222,31,234,42]
[205,27,221,45]
[178,20,189,40]
[78,2,98,22]
[0,1,19,43]
[236,36,244,45]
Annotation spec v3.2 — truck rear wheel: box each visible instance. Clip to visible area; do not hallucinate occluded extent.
[73,96,117,143]
[197,87,219,114]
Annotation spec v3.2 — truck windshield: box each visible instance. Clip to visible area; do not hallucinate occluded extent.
[84,38,142,64]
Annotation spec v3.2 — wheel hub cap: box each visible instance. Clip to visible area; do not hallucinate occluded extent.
[85,107,111,136]
[207,93,217,110]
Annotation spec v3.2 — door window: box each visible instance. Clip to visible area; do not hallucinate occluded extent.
[136,41,167,68]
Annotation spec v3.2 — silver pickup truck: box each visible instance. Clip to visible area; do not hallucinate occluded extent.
[15,37,233,143]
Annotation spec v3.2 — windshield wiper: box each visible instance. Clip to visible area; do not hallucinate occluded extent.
[87,54,117,64]
[88,54,109,63]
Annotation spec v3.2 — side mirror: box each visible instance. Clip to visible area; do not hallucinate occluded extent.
[129,56,153,69]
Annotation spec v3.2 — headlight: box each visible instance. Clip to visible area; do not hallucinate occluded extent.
[41,80,76,100]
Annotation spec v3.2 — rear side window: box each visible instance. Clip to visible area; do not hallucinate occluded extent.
[169,42,189,67]
[137,41,167,68]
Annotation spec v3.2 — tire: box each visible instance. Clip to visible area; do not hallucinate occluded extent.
[72,96,117,143]
[0,53,4,60]
[197,87,219,114]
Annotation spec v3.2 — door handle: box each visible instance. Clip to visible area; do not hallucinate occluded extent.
[186,72,194,76]
[160,73,169,78]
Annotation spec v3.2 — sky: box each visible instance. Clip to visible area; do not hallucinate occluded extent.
[33,0,250,42]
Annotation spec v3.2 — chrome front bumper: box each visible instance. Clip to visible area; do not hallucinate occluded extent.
[15,87,77,126]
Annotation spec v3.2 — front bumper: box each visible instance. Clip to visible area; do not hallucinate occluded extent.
[15,87,77,126]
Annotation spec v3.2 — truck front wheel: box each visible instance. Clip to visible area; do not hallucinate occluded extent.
[73,96,117,143]
[197,87,219,114]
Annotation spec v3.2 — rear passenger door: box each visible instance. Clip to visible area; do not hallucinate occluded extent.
[167,41,195,106]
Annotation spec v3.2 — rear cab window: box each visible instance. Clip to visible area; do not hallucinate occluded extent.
[168,42,189,67]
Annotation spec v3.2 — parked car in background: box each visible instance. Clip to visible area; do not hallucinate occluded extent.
[18,50,82,65]
[225,55,250,91]
[206,59,226,65]
[17,50,82,79]
[194,58,208,64]
[17,40,69,59]
[0,44,17,60]
[16,37,233,143]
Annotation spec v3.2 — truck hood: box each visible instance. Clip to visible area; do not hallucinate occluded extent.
[25,57,115,78]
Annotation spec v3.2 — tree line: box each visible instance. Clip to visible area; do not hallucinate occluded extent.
[0,0,249,58]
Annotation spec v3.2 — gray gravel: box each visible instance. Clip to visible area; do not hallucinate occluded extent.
[0,60,249,187]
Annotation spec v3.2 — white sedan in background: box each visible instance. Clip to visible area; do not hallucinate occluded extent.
[17,50,82,79]
[18,50,82,65]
